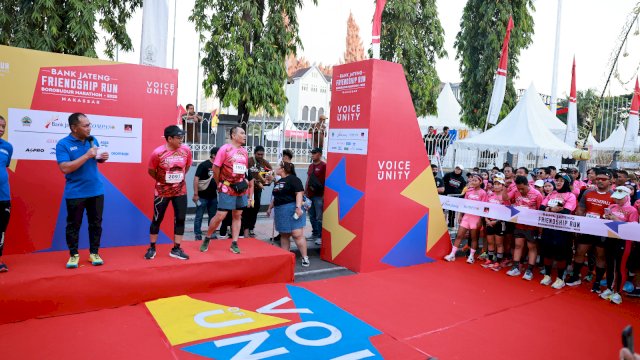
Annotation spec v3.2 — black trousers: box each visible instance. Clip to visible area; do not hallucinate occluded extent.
[66,195,104,256]
[242,188,262,231]
[150,195,187,236]
[605,238,626,292]
[0,200,10,257]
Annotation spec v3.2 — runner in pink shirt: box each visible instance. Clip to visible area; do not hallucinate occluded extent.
[503,175,543,280]
[601,186,639,304]
[538,174,577,289]
[202,126,254,255]
[445,173,487,263]
[145,125,193,261]
[481,176,511,270]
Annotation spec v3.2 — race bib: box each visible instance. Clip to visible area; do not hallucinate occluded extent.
[233,163,247,175]
[165,172,184,184]
[586,212,600,219]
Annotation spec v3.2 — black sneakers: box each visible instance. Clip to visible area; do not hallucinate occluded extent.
[170,247,189,260]
[144,247,156,260]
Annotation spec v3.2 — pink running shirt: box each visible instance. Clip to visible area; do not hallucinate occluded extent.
[542,191,577,212]
[464,187,487,202]
[148,144,193,197]
[214,143,249,196]
[608,204,639,223]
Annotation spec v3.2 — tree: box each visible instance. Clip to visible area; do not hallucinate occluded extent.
[342,11,365,64]
[455,0,535,129]
[376,0,446,117]
[0,0,141,59]
[191,0,312,126]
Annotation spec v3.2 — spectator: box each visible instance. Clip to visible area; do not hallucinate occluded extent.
[306,148,326,245]
[193,147,219,241]
[548,165,557,179]
[181,103,202,143]
[436,126,451,156]
[432,164,444,194]
[243,146,273,237]
[443,165,466,228]
[267,162,310,267]
[425,126,436,155]
[282,149,294,164]
[309,114,327,150]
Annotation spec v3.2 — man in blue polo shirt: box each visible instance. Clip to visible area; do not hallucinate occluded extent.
[56,112,109,269]
[0,115,13,273]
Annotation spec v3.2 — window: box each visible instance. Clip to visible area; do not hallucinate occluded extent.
[312,71,317,78]
[318,108,325,117]
[301,84,308,91]
[311,85,318,92]
[310,107,317,122]
[320,88,327,93]
[302,106,309,121]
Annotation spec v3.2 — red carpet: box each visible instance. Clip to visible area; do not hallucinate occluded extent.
[0,238,294,324]
[1,260,639,359]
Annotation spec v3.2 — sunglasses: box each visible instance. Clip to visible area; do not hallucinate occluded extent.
[595,177,610,181]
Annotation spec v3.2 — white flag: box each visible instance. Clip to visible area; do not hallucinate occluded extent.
[623,78,640,153]
[140,0,169,67]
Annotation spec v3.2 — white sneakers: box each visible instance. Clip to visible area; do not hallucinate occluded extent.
[466,255,475,264]
[540,275,552,286]
[506,267,521,277]
[444,253,456,262]
[600,289,622,304]
[551,278,565,289]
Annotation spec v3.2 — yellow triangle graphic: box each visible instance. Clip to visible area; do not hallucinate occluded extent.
[322,199,356,259]
[400,168,448,251]
[145,295,290,345]
[607,230,621,239]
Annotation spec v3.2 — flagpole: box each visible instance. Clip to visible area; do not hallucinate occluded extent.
[549,0,563,115]
[171,0,177,69]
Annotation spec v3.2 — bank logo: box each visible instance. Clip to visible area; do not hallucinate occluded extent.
[44,115,61,129]
[25,148,44,153]
[21,116,32,126]
[146,285,383,359]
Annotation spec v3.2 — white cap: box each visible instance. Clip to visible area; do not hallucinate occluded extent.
[534,180,545,188]
[611,186,632,199]
[455,164,464,170]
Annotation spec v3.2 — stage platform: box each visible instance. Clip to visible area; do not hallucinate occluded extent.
[0,238,294,324]
[1,260,639,359]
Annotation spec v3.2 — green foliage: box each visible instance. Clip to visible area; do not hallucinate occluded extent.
[376,0,446,117]
[455,0,535,129]
[191,0,311,124]
[0,0,141,58]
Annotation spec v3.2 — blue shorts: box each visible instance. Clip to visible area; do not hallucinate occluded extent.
[274,202,306,233]
[218,192,248,211]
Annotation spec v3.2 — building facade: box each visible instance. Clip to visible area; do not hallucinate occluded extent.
[286,66,331,124]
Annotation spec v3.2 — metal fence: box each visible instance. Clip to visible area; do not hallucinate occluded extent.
[182,114,327,166]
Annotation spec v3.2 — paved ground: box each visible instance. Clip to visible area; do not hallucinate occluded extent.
[182,213,355,282]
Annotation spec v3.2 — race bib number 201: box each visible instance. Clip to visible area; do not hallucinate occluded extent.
[166,172,184,184]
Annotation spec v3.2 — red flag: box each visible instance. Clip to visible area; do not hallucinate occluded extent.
[486,16,514,126]
[569,57,577,103]
[496,16,514,76]
[565,57,578,146]
[372,0,387,45]
[623,77,640,152]
[176,104,186,126]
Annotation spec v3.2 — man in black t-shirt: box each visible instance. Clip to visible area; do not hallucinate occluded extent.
[431,164,444,194]
[443,165,466,227]
[193,147,219,240]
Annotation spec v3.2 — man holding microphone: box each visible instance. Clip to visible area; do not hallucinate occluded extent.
[56,113,109,269]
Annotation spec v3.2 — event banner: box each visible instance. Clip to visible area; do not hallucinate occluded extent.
[321,59,450,272]
[440,195,640,242]
[0,45,178,254]
[9,108,142,163]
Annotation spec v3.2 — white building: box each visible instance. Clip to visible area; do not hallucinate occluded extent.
[286,66,331,124]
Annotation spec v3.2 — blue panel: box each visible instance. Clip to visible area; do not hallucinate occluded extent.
[44,174,172,252]
[325,157,364,220]
[381,214,434,267]
[182,285,383,359]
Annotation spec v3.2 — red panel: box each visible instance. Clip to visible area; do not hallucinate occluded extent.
[0,239,294,324]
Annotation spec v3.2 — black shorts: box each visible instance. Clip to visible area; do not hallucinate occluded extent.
[514,228,537,243]
[576,234,606,247]
[486,221,507,236]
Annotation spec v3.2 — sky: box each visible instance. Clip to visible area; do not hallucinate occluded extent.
[100,0,640,108]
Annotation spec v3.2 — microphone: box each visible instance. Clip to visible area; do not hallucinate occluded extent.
[87,136,95,148]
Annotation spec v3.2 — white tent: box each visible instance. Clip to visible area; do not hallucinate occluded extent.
[417,83,466,134]
[264,114,302,142]
[593,123,627,151]
[453,84,575,158]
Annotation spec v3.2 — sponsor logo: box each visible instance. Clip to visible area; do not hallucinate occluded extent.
[25,148,45,153]
[111,152,129,156]
[45,115,61,128]
[50,148,56,155]
[21,116,32,126]
[70,146,78,151]
[146,80,176,96]
[124,124,133,132]
[100,140,109,147]
[46,139,58,144]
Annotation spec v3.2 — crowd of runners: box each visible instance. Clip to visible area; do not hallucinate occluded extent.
[439,163,640,305]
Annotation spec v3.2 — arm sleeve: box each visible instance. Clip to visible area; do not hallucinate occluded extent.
[186,148,193,169]
[541,195,549,207]
[535,193,543,209]
[564,193,577,212]
[628,208,639,223]
[148,151,159,170]
[6,144,12,165]
[213,145,226,167]
[56,142,70,164]
[293,177,304,193]
[578,190,588,209]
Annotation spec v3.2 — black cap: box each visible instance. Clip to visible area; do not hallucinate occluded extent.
[164,125,185,137]
[310,147,322,154]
